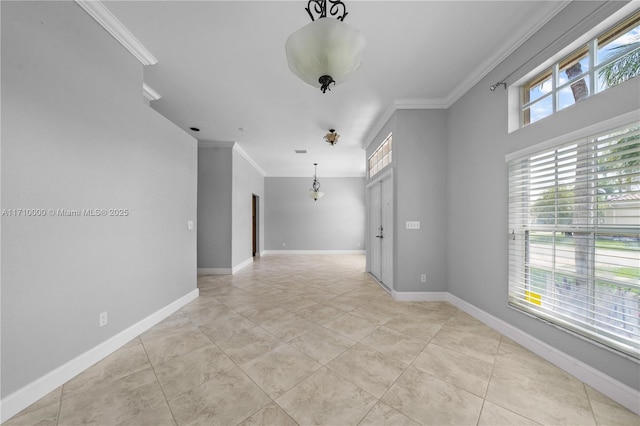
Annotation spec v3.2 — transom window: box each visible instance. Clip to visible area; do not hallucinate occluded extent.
[508,121,640,359]
[522,11,640,126]
[369,133,392,178]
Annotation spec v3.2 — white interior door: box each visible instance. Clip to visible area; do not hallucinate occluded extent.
[369,183,382,280]
[380,176,393,286]
[368,173,393,288]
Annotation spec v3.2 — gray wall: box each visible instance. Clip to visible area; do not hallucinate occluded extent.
[232,150,265,265]
[265,177,365,250]
[197,145,265,270]
[197,147,233,269]
[1,1,198,396]
[365,111,448,293]
[395,110,448,292]
[446,1,640,390]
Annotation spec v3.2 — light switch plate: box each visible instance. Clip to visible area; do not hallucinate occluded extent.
[406,221,420,229]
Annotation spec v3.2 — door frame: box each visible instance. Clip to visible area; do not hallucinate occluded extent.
[365,167,394,291]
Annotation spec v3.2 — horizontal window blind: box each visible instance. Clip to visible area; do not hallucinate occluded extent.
[508,121,640,359]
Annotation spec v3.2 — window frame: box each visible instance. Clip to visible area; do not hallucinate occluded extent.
[507,118,640,360]
[521,10,640,127]
[368,133,393,179]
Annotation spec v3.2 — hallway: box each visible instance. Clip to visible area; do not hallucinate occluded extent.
[6,255,638,425]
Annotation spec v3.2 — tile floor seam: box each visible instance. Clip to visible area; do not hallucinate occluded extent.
[482,398,545,426]
[353,399,383,426]
[55,388,63,426]
[475,399,486,426]
[229,375,275,426]
[473,336,500,426]
[481,334,501,400]
[139,337,179,426]
[378,374,425,426]
[583,381,599,426]
[237,340,320,399]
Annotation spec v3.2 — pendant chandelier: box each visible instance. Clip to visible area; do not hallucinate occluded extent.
[309,163,324,201]
[285,0,366,93]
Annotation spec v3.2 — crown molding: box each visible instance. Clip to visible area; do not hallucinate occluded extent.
[198,141,235,148]
[443,1,570,108]
[142,83,161,102]
[362,99,445,150]
[361,2,570,151]
[198,141,266,176]
[233,143,267,177]
[75,0,158,66]
[267,172,366,178]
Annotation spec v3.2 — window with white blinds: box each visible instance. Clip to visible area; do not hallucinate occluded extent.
[508,121,640,359]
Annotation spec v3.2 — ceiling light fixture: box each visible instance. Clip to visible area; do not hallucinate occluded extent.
[309,163,324,201]
[285,0,366,93]
[324,129,340,146]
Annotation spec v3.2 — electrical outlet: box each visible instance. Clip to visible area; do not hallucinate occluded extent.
[406,221,421,230]
[99,311,108,327]
[421,274,427,283]
[283,242,286,247]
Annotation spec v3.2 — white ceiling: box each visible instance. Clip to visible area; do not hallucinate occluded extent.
[102,0,568,177]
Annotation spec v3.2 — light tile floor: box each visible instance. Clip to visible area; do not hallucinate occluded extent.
[5,254,639,425]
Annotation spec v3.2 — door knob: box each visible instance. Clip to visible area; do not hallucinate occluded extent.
[376,235,383,239]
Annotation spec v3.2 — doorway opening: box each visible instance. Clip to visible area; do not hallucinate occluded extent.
[252,194,259,257]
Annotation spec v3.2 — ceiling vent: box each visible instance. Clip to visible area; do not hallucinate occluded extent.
[295,149,308,154]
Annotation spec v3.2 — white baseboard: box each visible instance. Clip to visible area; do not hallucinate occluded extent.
[198,267,231,275]
[0,289,199,423]
[232,257,253,273]
[446,293,640,416]
[197,258,254,275]
[262,250,366,255]
[391,290,449,302]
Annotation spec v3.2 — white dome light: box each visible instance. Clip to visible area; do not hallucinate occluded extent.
[285,1,366,93]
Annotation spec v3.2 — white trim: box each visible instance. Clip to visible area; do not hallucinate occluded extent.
[262,250,366,255]
[363,100,443,150]
[368,273,392,294]
[360,0,568,152]
[505,110,640,162]
[268,172,367,178]
[391,291,448,302]
[198,268,231,275]
[198,141,235,149]
[366,166,393,188]
[142,83,161,102]
[232,257,253,274]
[446,293,640,416]
[74,0,158,66]
[0,289,198,423]
[197,142,266,176]
[197,258,254,275]
[233,144,266,177]
[444,1,570,109]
